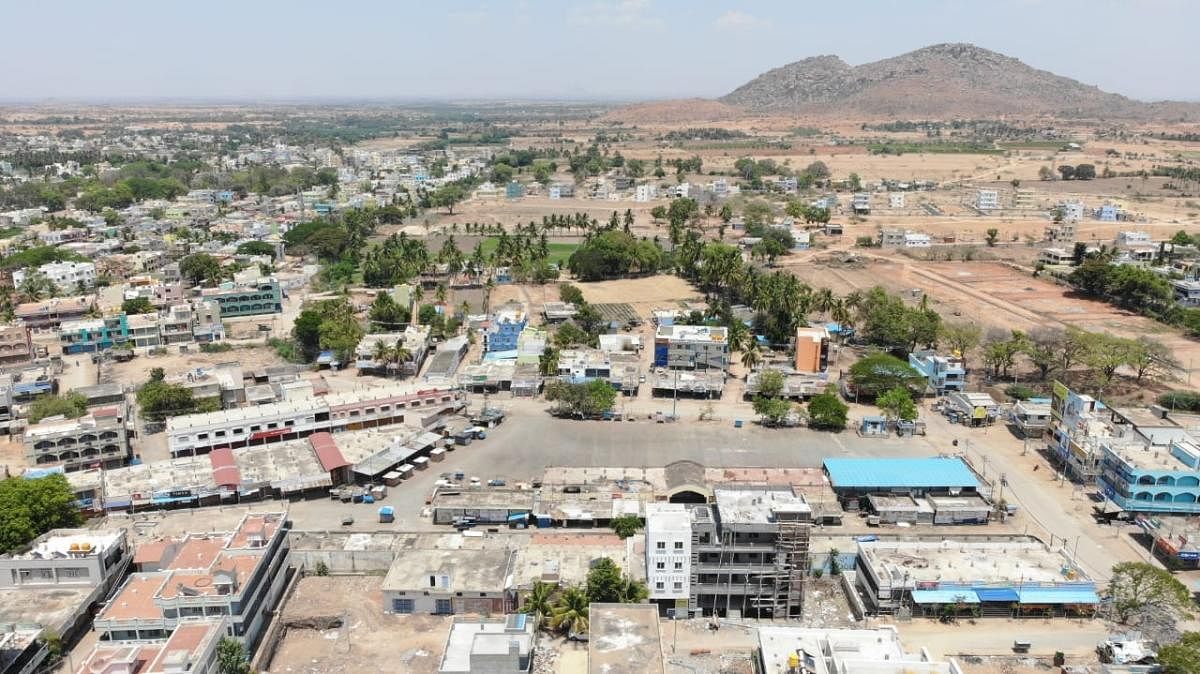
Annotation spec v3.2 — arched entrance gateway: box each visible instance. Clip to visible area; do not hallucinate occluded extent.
[664,460,712,503]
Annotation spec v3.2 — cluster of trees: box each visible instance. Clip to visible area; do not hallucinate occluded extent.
[847,353,925,397]
[543,379,617,418]
[27,393,88,424]
[0,474,81,552]
[731,158,831,191]
[1040,163,1097,181]
[367,292,410,331]
[179,253,227,287]
[567,230,664,281]
[521,558,647,636]
[1068,256,1173,316]
[137,368,220,422]
[482,230,560,284]
[291,298,365,363]
[854,288,941,353]
[662,128,748,142]
[361,233,429,287]
[0,245,88,271]
[751,369,850,430]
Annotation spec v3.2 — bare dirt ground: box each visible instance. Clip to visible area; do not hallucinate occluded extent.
[266,576,452,674]
[101,345,289,384]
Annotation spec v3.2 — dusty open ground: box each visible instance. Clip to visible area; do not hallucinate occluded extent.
[100,345,290,385]
[265,576,451,674]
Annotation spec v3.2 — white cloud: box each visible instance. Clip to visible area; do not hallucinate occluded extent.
[713,10,768,32]
[569,0,663,30]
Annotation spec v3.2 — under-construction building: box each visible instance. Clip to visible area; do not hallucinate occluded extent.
[648,487,811,618]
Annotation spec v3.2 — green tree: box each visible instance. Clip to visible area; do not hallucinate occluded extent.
[544,380,617,417]
[28,393,88,424]
[1127,335,1179,384]
[1075,163,1096,180]
[1107,561,1192,625]
[121,297,155,315]
[521,581,556,620]
[430,183,466,214]
[981,329,1027,379]
[179,253,224,286]
[558,283,585,306]
[719,203,733,224]
[0,475,83,552]
[549,586,590,635]
[753,396,793,424]
[236,241,276,257]
[757,369,785,399]
[806,388,848,431]
[554,321,591,348]
[938,322,982,372]
[216,637,250,674]
[743,200,773,227]
[876,386,918,422]
[567,230,663,281]
[137,380,208,422]
[848,352,924,397]
[610,515,642,539]
[1159,632,1200,674]
[368,292,410,331]
[985,228,999,247]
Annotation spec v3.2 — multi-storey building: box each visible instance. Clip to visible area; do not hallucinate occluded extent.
[793,327,830,374]
[0,325,33,366]
[908,350,966,393]
[166,383,462,457]
[16,296,92,330]
[73,618,228,674]
[59,315,130,354]
[200,279,283,318]
[645,505,692,613]
[689,488,811,618]
[13,261,95,293]
[645,488,811,619]
[354,326,431,376]
[0,528,132,674]
[851,192,871,214]
[653,325,729,371]
[93,512,290,651]
[23,407,130,472]
[888,192,905,209]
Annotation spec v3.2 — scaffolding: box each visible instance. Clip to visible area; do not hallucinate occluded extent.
[690,519,811,619]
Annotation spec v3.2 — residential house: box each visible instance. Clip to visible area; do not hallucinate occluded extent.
[653,325,729,371]
[1038,248,1074,266]
[486,304,528,353]
[354,327,432,376]
[851,193,871,214]
[59,315,130,354]
[199,279,283,318]
[382,548,514,615]
[1098,204,1120,222]
[0,325,34,366]
[908,351,966,393]
[888,193,905,209]
[13,261,96,294]
[635,184,657,202]
[16,296,93,330]
[438,615,536,674]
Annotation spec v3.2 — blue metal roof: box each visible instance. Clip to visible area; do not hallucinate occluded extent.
[911,589,979,604]
[823,457,979,489]
[1017,588,1099,604]
[975,588,1020,602]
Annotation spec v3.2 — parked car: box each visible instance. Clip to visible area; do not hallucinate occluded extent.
[487,479,506,487]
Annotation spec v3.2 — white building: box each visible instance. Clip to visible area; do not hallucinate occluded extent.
[14,261,96,293]
[888,193,905,209]
[903,232,931,248]
[975,189,999,211]
[635,184,657,202]
[645,505,692,606]
[757,626,963,674]
[851,193,871,214]
[1062,201,1085,222]
[1118,231,1152,247]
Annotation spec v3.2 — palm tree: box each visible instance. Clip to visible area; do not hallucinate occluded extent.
[435,282,448,305]
[727,321,750,354]
[372,340,393,372]
[521,581,556,622]
[390,345,412,376]
[616,577,649,603]
[17,272,51,303]
[813,287,836,317]
[484,278,496,313]
[740,346,762,374]
[549,586,590,636]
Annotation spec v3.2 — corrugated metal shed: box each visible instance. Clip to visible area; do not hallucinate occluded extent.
[823,457,978,490]
[910,589,980,604]
[1017,587,1099,604]
[309,432,349,471]
[209,447,241,487]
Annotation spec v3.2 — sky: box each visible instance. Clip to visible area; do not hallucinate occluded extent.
[2,0,1198,103]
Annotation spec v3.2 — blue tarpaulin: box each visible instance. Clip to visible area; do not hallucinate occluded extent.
[824,457,979,490]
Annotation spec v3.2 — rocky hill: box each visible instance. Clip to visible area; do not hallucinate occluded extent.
[719,43,1197,119]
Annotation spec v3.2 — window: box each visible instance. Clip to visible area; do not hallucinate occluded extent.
[250,425,261,432]
[365,408,375,416]
[233,428,243,435]
[673,582,683,591]
[198,433,208,440]
[434,599,453,615]
[284,420,294,427]
[674,542,684,550]
[674,562,683,570]
[215,431,226,438]
[656,562,665,570]
[656,542,665,550]
[60,567,89,578]
[267,423,278,430]
[349,410,360,417]
[392,598,415,614]
[380,405,390,412]
[655,582,664,590]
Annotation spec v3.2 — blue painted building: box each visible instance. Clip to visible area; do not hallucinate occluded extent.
[823,457,980,506]
[908,350,966,393]
[60,315,130,354]
[1100,438,1200,514]
[200,280,284,318]
[485,305,528,353]
[1097,204,1119,222]
[505,181,525,199]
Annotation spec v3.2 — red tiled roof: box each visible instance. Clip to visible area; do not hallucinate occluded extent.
[309,432,349,472]
[209,447,241,487]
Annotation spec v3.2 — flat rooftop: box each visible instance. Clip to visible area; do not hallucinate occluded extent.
[757,626,955,674]
[859,539,1085,585]
[824,457,978,490]
[439,615,533,673]
[0,585,94,632]
[588,603,663,674]
[6,529,122,560]
[381,547,513,594]
[100,455,216,501]
[1108,442,1193,471]
[714,487,811,525]
[510,532,641,590]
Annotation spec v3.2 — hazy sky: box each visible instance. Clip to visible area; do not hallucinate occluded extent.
[3,0,1197,102]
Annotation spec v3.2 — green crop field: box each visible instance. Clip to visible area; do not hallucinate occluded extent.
[479,237,578,265]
